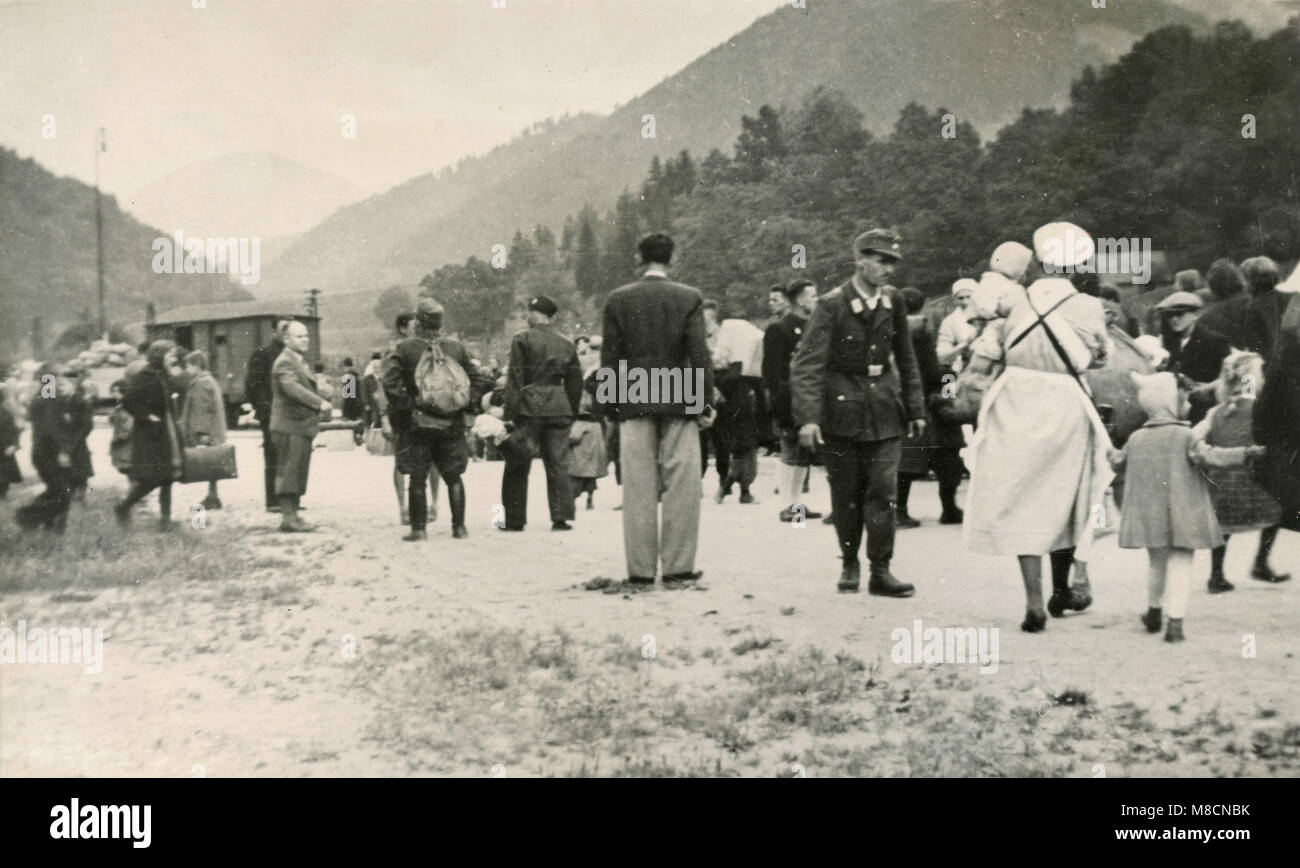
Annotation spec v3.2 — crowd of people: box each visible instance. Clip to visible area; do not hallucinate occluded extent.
[3,223,1297,647]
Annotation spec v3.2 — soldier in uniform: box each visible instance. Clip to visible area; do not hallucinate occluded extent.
[501,295,584,531]
[790,229,926,595]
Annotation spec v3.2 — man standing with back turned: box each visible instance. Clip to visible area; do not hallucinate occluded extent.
[601,233,714,585]
[501,294,584,531]
[790,229,926,595]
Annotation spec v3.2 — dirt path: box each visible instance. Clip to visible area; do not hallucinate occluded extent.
[2,425,1297,776]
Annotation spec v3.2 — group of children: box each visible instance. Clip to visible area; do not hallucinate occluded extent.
[1110,350,1290,643]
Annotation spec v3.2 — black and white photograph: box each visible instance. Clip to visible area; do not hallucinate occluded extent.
[2,0,1299,818]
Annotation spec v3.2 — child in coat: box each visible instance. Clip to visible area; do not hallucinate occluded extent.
[1109,372,1223,642]
[1189,351,1286,592]
[568,392,607,509]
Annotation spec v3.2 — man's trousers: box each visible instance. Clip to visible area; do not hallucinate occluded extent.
[621,416,702,578]
[822,435,902,568]
[501,419,574,528]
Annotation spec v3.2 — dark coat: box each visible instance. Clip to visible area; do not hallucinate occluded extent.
[269,348,324,438]
[244,336,285,423]
[29,394,91,483]
[1197,293,1250,349]
[1165,324,1233,384]
[599,274,714,421]
[1242,290,1293,362]
[504,323,583,422]
[124,367,182,485]
[762,310,807,430]
[340,367,364,420]
[1253,293,1300,531]
[790,282,925,441]
[381,334,477,431]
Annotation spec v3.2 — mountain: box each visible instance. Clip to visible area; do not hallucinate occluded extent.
[256,0,1221,299]
[0,147,253,354]
[123,151,364,258]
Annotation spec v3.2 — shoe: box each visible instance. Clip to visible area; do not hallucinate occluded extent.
[201,496,222,511]
[113,502,131,526]
[663,570,702,583]
[552,521,572,531]
[1047,586,1092,618]
[1207,572,1234,594]
[837,562,861,593]
[279,516,313,533]
[402,529,428,542]
[1251,565,1292,584]
[586,501,594,510]
[939,508,964,525]
[1164,618,1185,643]
[1021,609,1048,633]
[265,504,282,514]
[868,566,915,598]
[895,512,921,529]
[1140,607,1163,633]
[714,487,728,504]
[452,525,469,539]
[779,506,796,522]
[627,575,656,586]
[738,492,756,504]
[497,525,524,532]
[822,513,835,524]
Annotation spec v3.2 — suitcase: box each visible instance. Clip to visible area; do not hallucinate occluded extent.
[180,443,238,484]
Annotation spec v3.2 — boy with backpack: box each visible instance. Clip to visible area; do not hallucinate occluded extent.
[380,298,477,541]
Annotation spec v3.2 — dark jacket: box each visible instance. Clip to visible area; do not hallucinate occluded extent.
[1253,293,1300,531]
[269,348,324,438]
[600,273,714,421]
[29,394,91,481]
[1165,324,1232,384]
[504,323,583,422]
[1242,290,1293,362]
[790,281,924,441]
[762,310,808,430]
[340,367,364,420]
[381,334,477,431]
[0,402,21,484]
[124,367,182,485]
[245,336,285,423]
[1197,293,1249,349]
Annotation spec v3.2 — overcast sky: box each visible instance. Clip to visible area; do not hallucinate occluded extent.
[0,0,786,197]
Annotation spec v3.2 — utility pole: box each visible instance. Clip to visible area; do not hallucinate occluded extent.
[94,127,107,339]
[305,288,321,318]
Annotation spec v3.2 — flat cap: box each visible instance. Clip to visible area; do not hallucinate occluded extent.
[854,229,902,262]
[1155,291,1204,313]
[528,295,558,317]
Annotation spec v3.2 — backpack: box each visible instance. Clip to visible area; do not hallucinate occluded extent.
[413,339,471,429]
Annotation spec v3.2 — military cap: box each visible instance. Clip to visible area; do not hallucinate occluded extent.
[854,229,903,262]
[528,295,558,317]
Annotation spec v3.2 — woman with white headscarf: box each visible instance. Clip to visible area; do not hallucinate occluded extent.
[964,223,1114,632]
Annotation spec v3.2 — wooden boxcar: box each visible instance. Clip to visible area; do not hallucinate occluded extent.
[146,301,320,425]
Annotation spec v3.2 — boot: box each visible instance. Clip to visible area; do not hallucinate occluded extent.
[939,506,964,525]
[837,562,861,593]
[1251,562,1292,584]
[1141,607,1163,633]
[868,564,915,598]
[402,529,428,542]
[895,510,921,529]
[738,488,756,504]
[1164,618,1185,643]
[452,524,469,539]
[1207,572,1234,594]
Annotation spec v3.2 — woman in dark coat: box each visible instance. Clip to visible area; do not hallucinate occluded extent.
[1254,294,1300,532]
[114,341,183,528]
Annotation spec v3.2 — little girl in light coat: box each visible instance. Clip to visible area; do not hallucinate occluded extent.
[1109,372,1222,642]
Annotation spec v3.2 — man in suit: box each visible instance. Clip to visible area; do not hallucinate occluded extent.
[270,321,330,532]
[791,228,926,596]
[381,298,476,541]
[763,278,823,522]
[501,295,584,531]
[1157,291,1232,424]
[246,317,290,512]
[600,232,714,585]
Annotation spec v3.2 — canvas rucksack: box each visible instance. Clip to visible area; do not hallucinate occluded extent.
[413,338,471,429]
